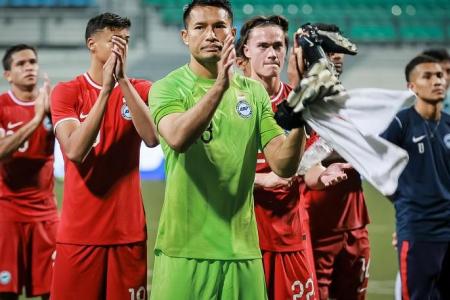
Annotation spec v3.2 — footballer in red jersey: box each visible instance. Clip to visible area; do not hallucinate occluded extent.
[237,15,318,300]
[301,23,371,300]
[50,13,158,300]
[0,44,57,300]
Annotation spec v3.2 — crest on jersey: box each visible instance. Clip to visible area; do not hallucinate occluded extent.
[121,103,132,120]
[444,133,450,149]
[42,116,52,131]
[0,271,11,285]
[236,96,252,119]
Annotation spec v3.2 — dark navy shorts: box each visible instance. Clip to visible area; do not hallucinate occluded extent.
[398,240,450,300]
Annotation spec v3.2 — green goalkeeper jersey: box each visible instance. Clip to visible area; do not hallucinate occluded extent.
[149,65,284,260]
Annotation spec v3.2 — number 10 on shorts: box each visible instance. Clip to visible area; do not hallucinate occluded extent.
[128,286,146,300]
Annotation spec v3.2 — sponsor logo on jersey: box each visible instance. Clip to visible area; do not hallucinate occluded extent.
[0,271,11,285]
[412,134,426,143]
[79,112,88,119]
[236,97,252,118]
[42,116,52,131]
[121,103,132,120]
[7,121,23,129]
[443,133,450,149]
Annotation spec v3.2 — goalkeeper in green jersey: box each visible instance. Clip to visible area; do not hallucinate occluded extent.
[148,0,313,298]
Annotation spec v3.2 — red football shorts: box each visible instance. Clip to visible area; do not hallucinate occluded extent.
[0,220,57,297]
[51,242,147,300]
[262,250,318,300]
[313,227,370,300]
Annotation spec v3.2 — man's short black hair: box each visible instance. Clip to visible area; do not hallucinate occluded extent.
[85,12,131,42]
[236,15,289,58]
[2,44,37,71]
[405,54,439,82]
[183,0,233,28]
[421,48,450,62]
[313,23,341,33]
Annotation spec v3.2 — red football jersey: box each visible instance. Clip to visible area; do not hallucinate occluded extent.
[302,131,370,235]
[254,82,306,252]
[0,91,57,222]
[51,73,150,245]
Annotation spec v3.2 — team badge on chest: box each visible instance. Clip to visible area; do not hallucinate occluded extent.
[42,116,53,131]
[0,270,11,285]
[236,96,252,119]
[443,133,450,150]
[121,103,132,120]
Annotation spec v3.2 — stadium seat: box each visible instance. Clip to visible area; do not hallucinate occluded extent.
[142,0,449,44]
[351,24,396,42]
[161,7,183,27]
[400,24,445,42]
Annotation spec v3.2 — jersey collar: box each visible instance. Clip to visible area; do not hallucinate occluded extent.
[8,90,35,106]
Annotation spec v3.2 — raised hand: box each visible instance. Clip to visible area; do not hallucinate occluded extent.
[319,162,352,187]
[111,35,128,80]
[102,51,117,92]
[41,73,51,114]
[287,30,306,87]
[34,81,50,121]
[216,34,235,90]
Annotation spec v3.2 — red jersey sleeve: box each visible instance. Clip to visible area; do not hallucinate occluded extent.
[0,98,3,127]
[51,82,80,130]
[131,79,152,105]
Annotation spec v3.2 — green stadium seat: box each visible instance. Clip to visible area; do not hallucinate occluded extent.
[400,24,445,42]
[161,7,183,27]
[350,24,396,42]
[144,0,449,43]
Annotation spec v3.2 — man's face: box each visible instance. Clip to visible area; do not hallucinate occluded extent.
[4,49,38,89]
[182,6,234,64]
[409,62,446,102]
[88,27,130,64]
[244,25,286,79]
[439,60,450,90]
[327,52,344,75]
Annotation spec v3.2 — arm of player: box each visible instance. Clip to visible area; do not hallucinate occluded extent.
[263,128,305,178]
[112,36,159,148]
[0,82,49,161]
[254,171,291,190]
[304,162,352,190]
[157,35,235,153]
[287,31,305,88]
[55,54,116,164]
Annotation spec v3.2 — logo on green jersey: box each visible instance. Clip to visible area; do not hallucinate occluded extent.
[236,98,252,118]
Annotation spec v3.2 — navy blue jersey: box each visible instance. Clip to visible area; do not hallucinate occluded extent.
[381,107,450,241]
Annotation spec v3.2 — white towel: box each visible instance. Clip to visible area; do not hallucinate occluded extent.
[301,88,415,196]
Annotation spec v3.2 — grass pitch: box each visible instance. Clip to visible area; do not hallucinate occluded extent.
[21,180,397,299]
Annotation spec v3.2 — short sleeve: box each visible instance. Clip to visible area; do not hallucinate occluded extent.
[255,83,284,149]
[148,79,186,130]
[50,83,79,132]
[132,79,152,105]
[380,114,403,146]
